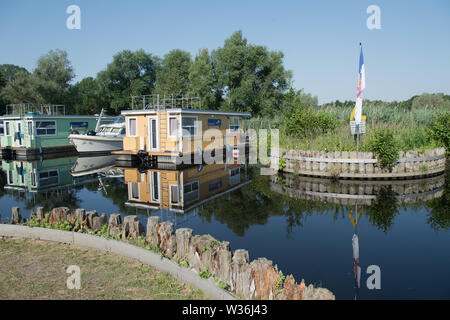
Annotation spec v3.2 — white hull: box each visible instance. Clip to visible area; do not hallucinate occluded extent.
[70,154,119,176]
[69,134,123,153]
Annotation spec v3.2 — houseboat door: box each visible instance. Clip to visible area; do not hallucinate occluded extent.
[148,116,159,151]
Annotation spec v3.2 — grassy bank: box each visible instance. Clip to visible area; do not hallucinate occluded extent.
[246,93,449,154]
[0,237,206,300]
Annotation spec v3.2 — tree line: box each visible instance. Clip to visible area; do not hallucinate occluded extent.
[0,31,294,117]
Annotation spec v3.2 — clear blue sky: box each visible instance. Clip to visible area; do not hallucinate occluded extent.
[0,0,449,104]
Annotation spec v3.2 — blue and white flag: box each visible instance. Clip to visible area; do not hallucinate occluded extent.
[354,44,365,124]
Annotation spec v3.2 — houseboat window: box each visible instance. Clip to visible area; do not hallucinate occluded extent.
[8,170,13,184]
[5,121,11,136]
[27,121,33,136]
[183,180,199,204]
[128,118,137,136]
[35,121,56,136]
[111,127,121,134]
[30,172,36,187]
[150,119,157,149]
[182,116,197,137]
[229,167,241,185]
[151,172,160,202]
[120,127,126,135]
[38,169,59,186]
[170,185,179,204]
[229,117,240,132]
[169,117,178,137]
[130,182,140,200]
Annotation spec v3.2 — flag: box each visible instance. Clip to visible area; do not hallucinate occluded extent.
[354,44,365,124]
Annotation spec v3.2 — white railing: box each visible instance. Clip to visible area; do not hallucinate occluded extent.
[6,104,66,116]
[131,94,201,110]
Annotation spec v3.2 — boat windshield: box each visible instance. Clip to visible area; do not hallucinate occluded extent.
[113,116,125,124]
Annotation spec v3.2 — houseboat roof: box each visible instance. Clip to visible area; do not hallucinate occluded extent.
[0,114,115,120]
[121,108,251,118]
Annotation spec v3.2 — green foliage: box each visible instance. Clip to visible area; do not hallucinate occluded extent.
[212,30,292,116]
[428,111,450,156]
[215,279,229,290]
[180,259,189,268]
[1,50,74,107]
[199,267,212,279]
[188,49,222,109]
[97,49,159,114]
[274,271,285,296]
[367,129,400,169]
[210,239,221,246]
[278,152,286,172]
[202,245,211,252]
[156,49,191,95]
[70,77,107,115]
[285,104,337,138]
[365,186,399,233]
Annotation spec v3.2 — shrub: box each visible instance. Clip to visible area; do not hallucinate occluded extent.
[368,129,400,169]
[285,106,337,138]
[428,111,450,156]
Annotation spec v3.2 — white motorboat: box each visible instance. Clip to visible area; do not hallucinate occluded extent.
[69,111,125,153]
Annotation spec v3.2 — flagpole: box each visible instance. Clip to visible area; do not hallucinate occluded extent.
[356,42,362,157]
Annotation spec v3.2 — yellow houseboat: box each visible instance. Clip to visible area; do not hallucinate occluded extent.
[112,95,251,164]
[120,162,249,213]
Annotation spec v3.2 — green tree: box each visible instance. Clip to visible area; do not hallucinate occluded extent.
[212,30,292,116]
[188,49,222,109]
[1,50,74,108]
[97,49,159,114]
[33,49,75,105]
[428,110,450,156]
[156,49,192,95]
[0,64,32,111]
[70,77,109,115]
[0,70,36,107]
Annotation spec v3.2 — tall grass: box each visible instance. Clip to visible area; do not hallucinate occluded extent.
[245,104,443,152]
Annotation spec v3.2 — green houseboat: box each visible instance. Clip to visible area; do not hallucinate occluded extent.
[0,104,114,160]
[1,156,98,193]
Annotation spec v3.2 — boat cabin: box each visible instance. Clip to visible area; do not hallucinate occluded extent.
[115,95,251,163]
[0,104,115,160]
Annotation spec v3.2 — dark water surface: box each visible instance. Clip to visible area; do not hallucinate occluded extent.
[1,156,449,300]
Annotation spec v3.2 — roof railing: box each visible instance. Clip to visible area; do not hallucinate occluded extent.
[131,94,201,110]
[5,104,66,116]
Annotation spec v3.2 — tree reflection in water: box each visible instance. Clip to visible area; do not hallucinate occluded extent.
[426,163,450,231]
[197,164,449,237]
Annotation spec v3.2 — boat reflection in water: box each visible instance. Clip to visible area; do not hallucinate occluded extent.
[70,154,122,178]
[0,154,124,211]
[120,162,250,214]
[2,156,95,194]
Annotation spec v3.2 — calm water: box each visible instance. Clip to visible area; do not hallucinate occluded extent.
[0,155,449,300]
